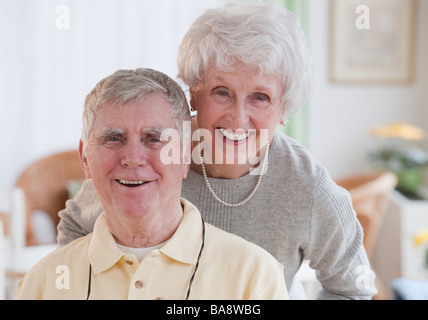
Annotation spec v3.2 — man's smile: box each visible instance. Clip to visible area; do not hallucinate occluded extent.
[116,179,152,187]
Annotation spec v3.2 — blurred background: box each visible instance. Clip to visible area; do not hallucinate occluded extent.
[1,0,428,299]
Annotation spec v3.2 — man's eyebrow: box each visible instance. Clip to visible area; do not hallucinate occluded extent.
[141,127,172,136]
[91,127,124,141]
[99,127,127,137]
[94,126,175,139]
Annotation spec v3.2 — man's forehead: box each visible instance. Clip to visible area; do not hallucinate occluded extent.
[96,126,175,135]
[97,97,176,121]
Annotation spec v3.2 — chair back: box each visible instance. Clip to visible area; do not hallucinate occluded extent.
[336,171,397,258]
[16,150,85,245]
[0,220,4,300]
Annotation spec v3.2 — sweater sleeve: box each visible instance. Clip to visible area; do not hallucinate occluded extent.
[56,179,102,246]
[305,169,377,300]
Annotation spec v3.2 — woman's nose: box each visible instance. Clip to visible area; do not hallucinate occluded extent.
[229,98,249,127]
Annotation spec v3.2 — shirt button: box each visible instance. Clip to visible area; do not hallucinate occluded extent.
[135,280,143,289]
[125,260,134,265]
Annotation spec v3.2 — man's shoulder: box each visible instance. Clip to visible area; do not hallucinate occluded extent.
[204,222,283,270]
[27,234,91,276]
[16,235,92,299]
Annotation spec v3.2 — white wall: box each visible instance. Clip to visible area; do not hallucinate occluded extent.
[0,0,227,190]
[1,0,428,190]
[308,0,428,180]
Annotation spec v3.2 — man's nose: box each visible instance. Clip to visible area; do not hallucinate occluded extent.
[120,140,148,168]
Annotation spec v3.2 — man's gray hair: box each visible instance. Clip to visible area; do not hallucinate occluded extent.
[81,68,191,155]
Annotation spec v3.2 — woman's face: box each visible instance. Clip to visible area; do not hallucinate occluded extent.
[190,63,285,168]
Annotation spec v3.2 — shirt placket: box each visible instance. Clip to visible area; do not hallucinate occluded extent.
[127,250,161,300]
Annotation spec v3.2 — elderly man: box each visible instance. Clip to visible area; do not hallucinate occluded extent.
[16,68,288,300]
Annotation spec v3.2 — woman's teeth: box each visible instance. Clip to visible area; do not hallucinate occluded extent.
[219,128,250,141]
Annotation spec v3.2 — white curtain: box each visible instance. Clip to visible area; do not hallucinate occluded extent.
[0,0,227,190]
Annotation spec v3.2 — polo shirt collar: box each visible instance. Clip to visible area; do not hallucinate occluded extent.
[88,213,124,274]
[159,199,204,265]
[88,198,204,273]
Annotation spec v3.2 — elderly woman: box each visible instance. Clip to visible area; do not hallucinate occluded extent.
[57,2,376,299]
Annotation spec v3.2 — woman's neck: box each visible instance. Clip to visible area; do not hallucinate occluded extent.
[190,161,254,179]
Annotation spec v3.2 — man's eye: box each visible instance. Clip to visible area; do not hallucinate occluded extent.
[148,137,161,143]
[104,136,124,147]
[146,134,169,146]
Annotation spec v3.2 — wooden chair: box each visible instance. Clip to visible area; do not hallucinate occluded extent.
[15,150,85,246]
[336,171,397,300]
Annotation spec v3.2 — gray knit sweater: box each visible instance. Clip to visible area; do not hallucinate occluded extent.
[57,131,376,299]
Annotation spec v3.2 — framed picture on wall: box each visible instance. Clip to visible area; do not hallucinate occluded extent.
[329,0,416,84]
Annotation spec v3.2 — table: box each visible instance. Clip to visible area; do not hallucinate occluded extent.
[2,239,57,299]
[392,278,428,300]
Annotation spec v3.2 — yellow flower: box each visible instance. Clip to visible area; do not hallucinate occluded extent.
[370,122,425,141]
[414,230,428,246]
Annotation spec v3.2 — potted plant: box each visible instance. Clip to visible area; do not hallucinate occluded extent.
[414,230,428,273]
[369,122,428,197]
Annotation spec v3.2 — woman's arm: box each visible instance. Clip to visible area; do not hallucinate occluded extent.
[57,179,102,246]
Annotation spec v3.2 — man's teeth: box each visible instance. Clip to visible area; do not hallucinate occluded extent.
[219,128,250,141]
[118,179,147,185]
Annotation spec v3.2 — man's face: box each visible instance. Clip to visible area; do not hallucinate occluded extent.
[80,93,189,219]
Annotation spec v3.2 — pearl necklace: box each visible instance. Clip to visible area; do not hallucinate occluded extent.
[197,132,270,207]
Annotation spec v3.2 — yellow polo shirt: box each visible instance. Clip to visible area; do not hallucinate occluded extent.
[16,199,288,300]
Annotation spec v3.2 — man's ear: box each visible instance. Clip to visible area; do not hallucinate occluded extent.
[182,163,190,180]
[182,154,191,180]
[79,139,91,179]
[181,138,191,180]
[189,89,198,112]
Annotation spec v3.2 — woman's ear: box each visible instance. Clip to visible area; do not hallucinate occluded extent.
[78,139,91,179]
[279,106,288,126]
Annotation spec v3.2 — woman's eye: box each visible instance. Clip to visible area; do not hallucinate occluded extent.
[212,87,230,98]
[254,94,269,101]
[251,93,271,107]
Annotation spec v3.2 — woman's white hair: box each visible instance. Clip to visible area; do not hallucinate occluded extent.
[81,68,190,156]
[177,0,313,114]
